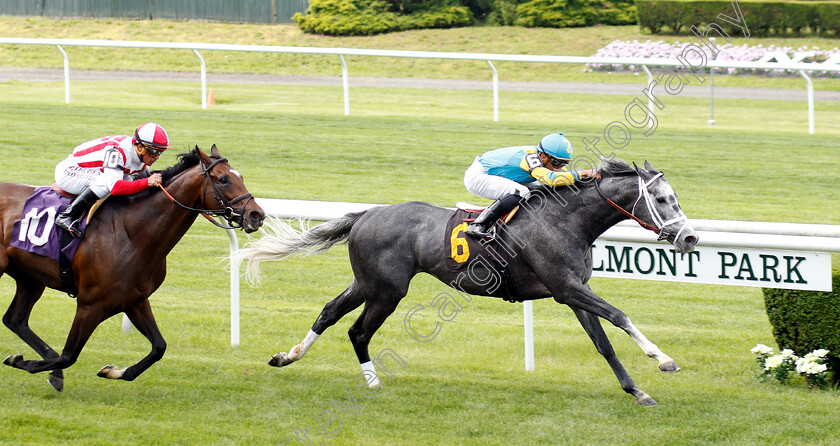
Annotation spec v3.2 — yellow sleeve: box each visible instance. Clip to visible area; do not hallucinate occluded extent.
[530,167,579,187]
[519,152,580,187]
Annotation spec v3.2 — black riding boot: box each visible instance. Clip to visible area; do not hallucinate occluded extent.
[55,188,100,239]
[465,194,522,238]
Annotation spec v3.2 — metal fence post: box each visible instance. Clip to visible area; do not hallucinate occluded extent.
[192,49,207,109]
[709,67,716,126]
[486,60,499,122]
[340,55,349,116]
[56,45,70,104]
[709,37,717,127]
[641,65,655,130]
[799,70,815,134]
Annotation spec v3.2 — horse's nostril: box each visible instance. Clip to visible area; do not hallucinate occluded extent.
[251,211,265,222]
[685,235,698,245]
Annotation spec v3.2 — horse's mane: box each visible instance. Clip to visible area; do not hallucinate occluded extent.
[598,157,636,177]
[157,147,204,184]
[121,147,211,200]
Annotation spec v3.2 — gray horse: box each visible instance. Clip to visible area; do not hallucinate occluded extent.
[239,158,698,406]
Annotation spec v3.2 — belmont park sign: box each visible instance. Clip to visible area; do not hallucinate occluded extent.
[590,241,832,291]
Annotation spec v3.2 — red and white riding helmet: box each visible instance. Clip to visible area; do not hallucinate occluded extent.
[132,122,170,151]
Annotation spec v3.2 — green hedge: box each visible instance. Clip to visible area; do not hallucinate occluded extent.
[763,274,840,384]
[513,0,637,27]
[295,0,636,35]
[293,0,473,35]
[635,0,840,37]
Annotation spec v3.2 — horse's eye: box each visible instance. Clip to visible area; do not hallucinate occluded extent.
[656,197,667,204]
[219,176,229,185]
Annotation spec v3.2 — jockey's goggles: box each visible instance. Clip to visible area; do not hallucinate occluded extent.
[546,155,569,168]
[143,145,165,157]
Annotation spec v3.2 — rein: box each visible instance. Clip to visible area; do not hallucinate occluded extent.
[593,171,688,241]
[158,156,254,230]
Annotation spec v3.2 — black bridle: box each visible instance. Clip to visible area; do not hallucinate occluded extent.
[159,156,254,230]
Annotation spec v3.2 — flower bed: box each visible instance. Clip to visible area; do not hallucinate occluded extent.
[587,40,840,78]
[752,344,832,389]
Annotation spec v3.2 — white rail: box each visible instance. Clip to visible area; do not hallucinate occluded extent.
[1,38,837,132]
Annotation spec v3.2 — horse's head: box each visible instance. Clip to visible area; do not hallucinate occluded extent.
[193,145,265,233]
[629,161,698,253]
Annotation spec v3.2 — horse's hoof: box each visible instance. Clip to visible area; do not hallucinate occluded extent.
[636,395,658,406]
[659,360,681,373]
[268,353,294,368]
[48,371,64,392]
[3,354,23,368]
[97,365,124,379]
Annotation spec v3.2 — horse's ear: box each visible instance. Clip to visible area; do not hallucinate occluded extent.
[195,145,211,163]
[210,144,222,158]
[632,162,643,175]
[644,160,655,171]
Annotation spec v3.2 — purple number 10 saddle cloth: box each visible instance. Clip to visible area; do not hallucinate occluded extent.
[10,186,85,263]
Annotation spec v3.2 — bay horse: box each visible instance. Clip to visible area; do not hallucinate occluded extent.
[1,145,264,391]
[239,158,698,406]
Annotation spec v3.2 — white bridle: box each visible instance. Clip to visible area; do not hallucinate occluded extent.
[630,173,690,242]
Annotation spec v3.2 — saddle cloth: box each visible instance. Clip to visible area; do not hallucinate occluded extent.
[443,209,519,301]
[10,186,85,263]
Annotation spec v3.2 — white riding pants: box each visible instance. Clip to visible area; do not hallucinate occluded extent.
[464,157,532,200]
[54,156,120,198]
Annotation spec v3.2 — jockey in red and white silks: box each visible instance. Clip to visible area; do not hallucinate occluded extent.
[53,122,169,239]
[56,135,154,197]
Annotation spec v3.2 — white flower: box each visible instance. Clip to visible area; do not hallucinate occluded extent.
[780,349,797,359]
[811,363,828,374]
[795,357,811,373]
[795,356,829,375]
[765,355,784,370]
[796,358,828,375]
[752,344,774,355]
[811,349,829,358]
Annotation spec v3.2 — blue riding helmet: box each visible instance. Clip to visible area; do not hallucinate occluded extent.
[538,133,573,161]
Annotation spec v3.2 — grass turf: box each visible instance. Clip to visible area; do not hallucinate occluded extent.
[0,37,839,446]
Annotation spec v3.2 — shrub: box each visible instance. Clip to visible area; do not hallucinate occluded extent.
[514,0,636,28]
[293,0,473,35]
[762,274,840,384]
[487,0,523,25]
[635,0,840,37]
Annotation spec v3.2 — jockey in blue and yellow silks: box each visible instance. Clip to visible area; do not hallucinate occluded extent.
[463,132,599,238]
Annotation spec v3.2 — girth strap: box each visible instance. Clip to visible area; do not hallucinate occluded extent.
[59,229,77,298]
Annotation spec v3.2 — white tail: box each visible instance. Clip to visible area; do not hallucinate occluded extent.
[235,212,365,284]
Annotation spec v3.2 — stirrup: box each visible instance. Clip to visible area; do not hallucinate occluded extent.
[465,223,496,240]
[56,216,84,239]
